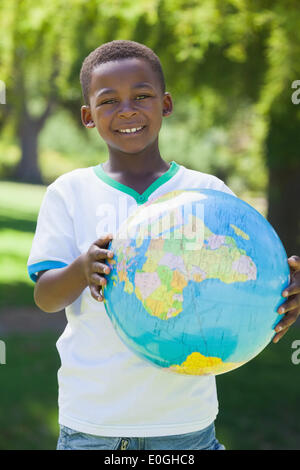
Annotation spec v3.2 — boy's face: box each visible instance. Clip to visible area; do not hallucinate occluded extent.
[81,58,173,156]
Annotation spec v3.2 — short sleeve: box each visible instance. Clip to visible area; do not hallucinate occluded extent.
[218,181,237,197]
[27,186,79,282]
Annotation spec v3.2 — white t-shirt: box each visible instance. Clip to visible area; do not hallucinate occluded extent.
[27,160,235,437]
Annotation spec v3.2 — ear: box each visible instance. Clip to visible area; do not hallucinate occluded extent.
[162,92,173,117]
[81,105,95,128]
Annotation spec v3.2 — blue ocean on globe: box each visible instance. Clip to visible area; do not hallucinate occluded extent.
[103,189,290,375]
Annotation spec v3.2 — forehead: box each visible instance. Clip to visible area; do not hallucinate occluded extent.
[89,58,160,96]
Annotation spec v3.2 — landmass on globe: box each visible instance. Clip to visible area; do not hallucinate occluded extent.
[107,197,257,321]
[169,351,245,375]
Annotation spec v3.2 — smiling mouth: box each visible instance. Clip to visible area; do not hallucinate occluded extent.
[116,126,146,136]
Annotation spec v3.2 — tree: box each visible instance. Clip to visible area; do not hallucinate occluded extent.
[0,0,160,183]
[0,1,96,182]
[0,0,299,252]
[154,0,300,253]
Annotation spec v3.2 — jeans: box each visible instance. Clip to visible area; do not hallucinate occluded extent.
[56,422,225,450]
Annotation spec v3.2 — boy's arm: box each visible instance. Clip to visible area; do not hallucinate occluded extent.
[34,254,87,313]
[34,234,114,313]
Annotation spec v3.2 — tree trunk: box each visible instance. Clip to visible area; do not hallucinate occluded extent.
[13,102,54,184]
[267,164,300,256]
[266,93,300,256]
[14,109,42,183]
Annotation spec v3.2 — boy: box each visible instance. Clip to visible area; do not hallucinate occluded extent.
[28,40,300,450]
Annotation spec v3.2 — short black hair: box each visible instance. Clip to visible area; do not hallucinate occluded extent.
[80,40,166,106]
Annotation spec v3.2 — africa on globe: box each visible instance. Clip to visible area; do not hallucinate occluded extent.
[103,189,289,376]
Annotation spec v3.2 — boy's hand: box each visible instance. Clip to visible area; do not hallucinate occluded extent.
[82,234,114,302]
[273,255,300,343]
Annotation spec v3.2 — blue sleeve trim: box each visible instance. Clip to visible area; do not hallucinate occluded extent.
[27,261,68,283]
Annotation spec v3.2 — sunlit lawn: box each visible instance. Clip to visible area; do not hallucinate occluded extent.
[0,181,46,307]
[0,180,299,450]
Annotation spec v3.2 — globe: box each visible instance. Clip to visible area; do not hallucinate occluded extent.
[103,189,290,376]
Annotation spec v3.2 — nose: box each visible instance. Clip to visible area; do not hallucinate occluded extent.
[118,109,137,119]
[118,101,137,119]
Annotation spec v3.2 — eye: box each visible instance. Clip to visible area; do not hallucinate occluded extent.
[100,99,116,105]
[136,95,149,100]
[100,95,149,104]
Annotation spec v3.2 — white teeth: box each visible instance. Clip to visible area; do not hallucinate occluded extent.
[119,126,143,134]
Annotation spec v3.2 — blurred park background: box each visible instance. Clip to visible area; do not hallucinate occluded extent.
[0,0,300,450]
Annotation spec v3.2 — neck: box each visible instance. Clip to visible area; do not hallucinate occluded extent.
[104,140,169,177]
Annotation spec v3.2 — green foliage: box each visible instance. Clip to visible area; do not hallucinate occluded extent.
[160,97,267,195]
[0,0,299,251]
[39,110,106,160]
[1,0,300,167]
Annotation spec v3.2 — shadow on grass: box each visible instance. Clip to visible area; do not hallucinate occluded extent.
[0,213,37,234]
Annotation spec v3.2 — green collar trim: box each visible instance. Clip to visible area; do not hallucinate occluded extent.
[93,160,180,204]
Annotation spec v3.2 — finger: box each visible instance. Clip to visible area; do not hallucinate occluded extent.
[277,294,300,314]
[94,248,114,261]
[282,279,300,298]
[288,256,300,272]
[91,262,111,275]
[272,327,289,343]
[90,272,107,286]
[93,233,114,249]
[275,309,299,333]
[90,283,104,302]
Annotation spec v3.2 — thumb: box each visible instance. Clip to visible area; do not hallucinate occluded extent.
[94,233,114,248]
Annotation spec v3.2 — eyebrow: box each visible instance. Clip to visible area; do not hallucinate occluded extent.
[95,82,154,98]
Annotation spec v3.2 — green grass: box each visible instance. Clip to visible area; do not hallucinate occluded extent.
[0,332,61,450]
[0,181,46,307]
[216,325,300,450]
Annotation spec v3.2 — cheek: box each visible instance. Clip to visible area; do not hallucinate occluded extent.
[153,115,163,132]
[93,122,113,144]
[93,110,112,132]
